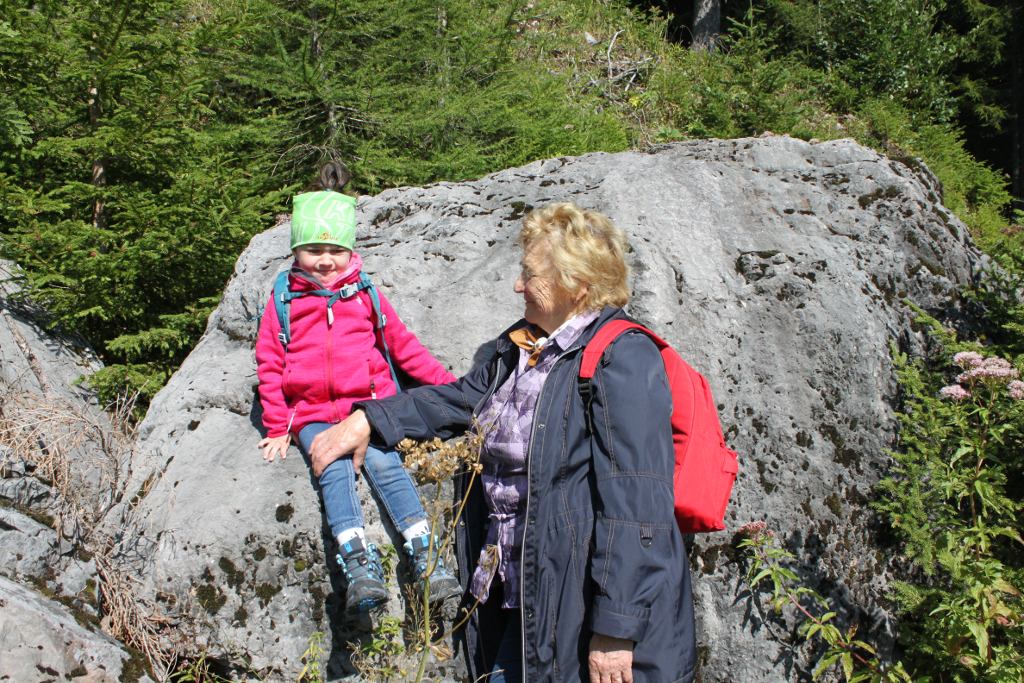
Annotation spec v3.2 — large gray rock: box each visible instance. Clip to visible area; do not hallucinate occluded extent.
[0,575,144,683]
[113,137,983,681]
[1,264,139,681]
[0,261,103,402]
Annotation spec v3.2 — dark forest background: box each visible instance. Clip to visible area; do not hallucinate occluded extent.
[1,0,1021,403]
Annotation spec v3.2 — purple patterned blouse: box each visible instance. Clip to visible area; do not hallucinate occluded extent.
[470,309,600,608]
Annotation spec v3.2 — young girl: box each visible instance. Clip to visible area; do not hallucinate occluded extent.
[256,162,460,613]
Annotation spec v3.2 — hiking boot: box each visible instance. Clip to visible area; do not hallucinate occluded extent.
[404,534,461,603]
[337,537,389,613]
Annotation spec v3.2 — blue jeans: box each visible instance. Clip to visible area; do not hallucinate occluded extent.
[297,422,426,537]
[490,609,523,683]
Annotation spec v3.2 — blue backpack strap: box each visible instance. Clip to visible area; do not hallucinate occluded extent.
[273,270,292,350]
[276,270,353,341]
[274,269,400,392]
[361,273,401,392]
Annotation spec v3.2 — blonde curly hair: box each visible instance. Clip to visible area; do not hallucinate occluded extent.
[518,202,630,310]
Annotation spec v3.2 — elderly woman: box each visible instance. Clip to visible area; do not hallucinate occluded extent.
[310,203,696,683]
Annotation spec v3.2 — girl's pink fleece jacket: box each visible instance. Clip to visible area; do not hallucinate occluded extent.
[256,252,457,438]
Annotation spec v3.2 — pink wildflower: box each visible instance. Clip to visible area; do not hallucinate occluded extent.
[977,357,1019,379]
[1009,381,1024,400]
[953,351,984,368]
[940,385,971,400]
[957,357,1019,381]
[741,521,773,539]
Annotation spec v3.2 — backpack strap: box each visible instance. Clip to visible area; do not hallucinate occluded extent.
[273,270,293,350]
[272,269,401,393]
[360,274,402,392]
[578,319,668,433]
[273,270,374,350]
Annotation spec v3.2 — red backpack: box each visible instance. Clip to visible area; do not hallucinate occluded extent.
[578,320,739,534]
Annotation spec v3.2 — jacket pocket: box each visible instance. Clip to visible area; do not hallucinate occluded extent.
[282,365,294,398]
[333,353,372,399]
[545,505,592,679]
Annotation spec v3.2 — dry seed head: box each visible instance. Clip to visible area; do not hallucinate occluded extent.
[398,429,486,484]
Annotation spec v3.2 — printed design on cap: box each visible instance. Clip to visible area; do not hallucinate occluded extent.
[290,191,357,250]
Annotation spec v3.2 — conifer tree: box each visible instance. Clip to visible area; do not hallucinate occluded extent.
[0,0,291,402]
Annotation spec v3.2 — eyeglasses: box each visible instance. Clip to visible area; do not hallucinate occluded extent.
[519,265,550,283]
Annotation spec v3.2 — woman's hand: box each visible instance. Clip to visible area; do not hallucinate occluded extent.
[258,434,291,462]
[588,633,634,683]
[310,409,372,477]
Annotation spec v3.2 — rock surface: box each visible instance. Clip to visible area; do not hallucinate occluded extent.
[1,263,146,683]
[114,137,984,681]
[0,575,139,683]
[0,261,103,402]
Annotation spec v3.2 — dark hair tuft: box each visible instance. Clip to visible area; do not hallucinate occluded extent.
[305,161,352,192]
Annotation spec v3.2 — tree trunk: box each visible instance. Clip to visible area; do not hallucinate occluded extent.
[88,84,108,247]
[437,1,450,108]
[307,6,339,143]
[692,0,720,53]
[308,6,339,142]
[1011,0,1022,216]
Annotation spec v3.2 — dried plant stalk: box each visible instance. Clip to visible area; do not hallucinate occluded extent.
[95,553,180,680]
[0,382,139,543]
[353,426,487,682]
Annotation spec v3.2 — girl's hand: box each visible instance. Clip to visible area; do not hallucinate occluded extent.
[259,434,291,462]
[311,410,371,477]
[588,633,634,683]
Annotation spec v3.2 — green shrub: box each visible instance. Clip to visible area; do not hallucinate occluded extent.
[874,316,1024,682]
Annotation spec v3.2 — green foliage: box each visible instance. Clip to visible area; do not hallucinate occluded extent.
[352,617,407,680]
[967,232,1024,354]
[873,319,1024,682]
[232,0,629,195]
[650,6,822,140]
[741,523,915,683]
[298,631,327,683]
[791,0,957,121]
[0,0,292,404]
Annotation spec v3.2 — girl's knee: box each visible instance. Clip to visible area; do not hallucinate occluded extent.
[362,449,401,475]
[319,456,355,485]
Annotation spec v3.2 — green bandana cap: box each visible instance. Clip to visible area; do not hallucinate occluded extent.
[290,191,357,250]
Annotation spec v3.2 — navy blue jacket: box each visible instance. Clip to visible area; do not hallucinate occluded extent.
[359,307,696,683]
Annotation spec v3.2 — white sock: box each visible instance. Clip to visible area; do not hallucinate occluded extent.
[402,520,431,542]
[336,527,366,548]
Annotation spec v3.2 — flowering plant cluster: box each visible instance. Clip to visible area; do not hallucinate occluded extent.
[875,322,1024,683]
[940,350,1024,401]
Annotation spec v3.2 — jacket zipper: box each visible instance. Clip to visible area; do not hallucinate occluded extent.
[326,300,340,423]
[517,340,589,683]
[455,329,594,681]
